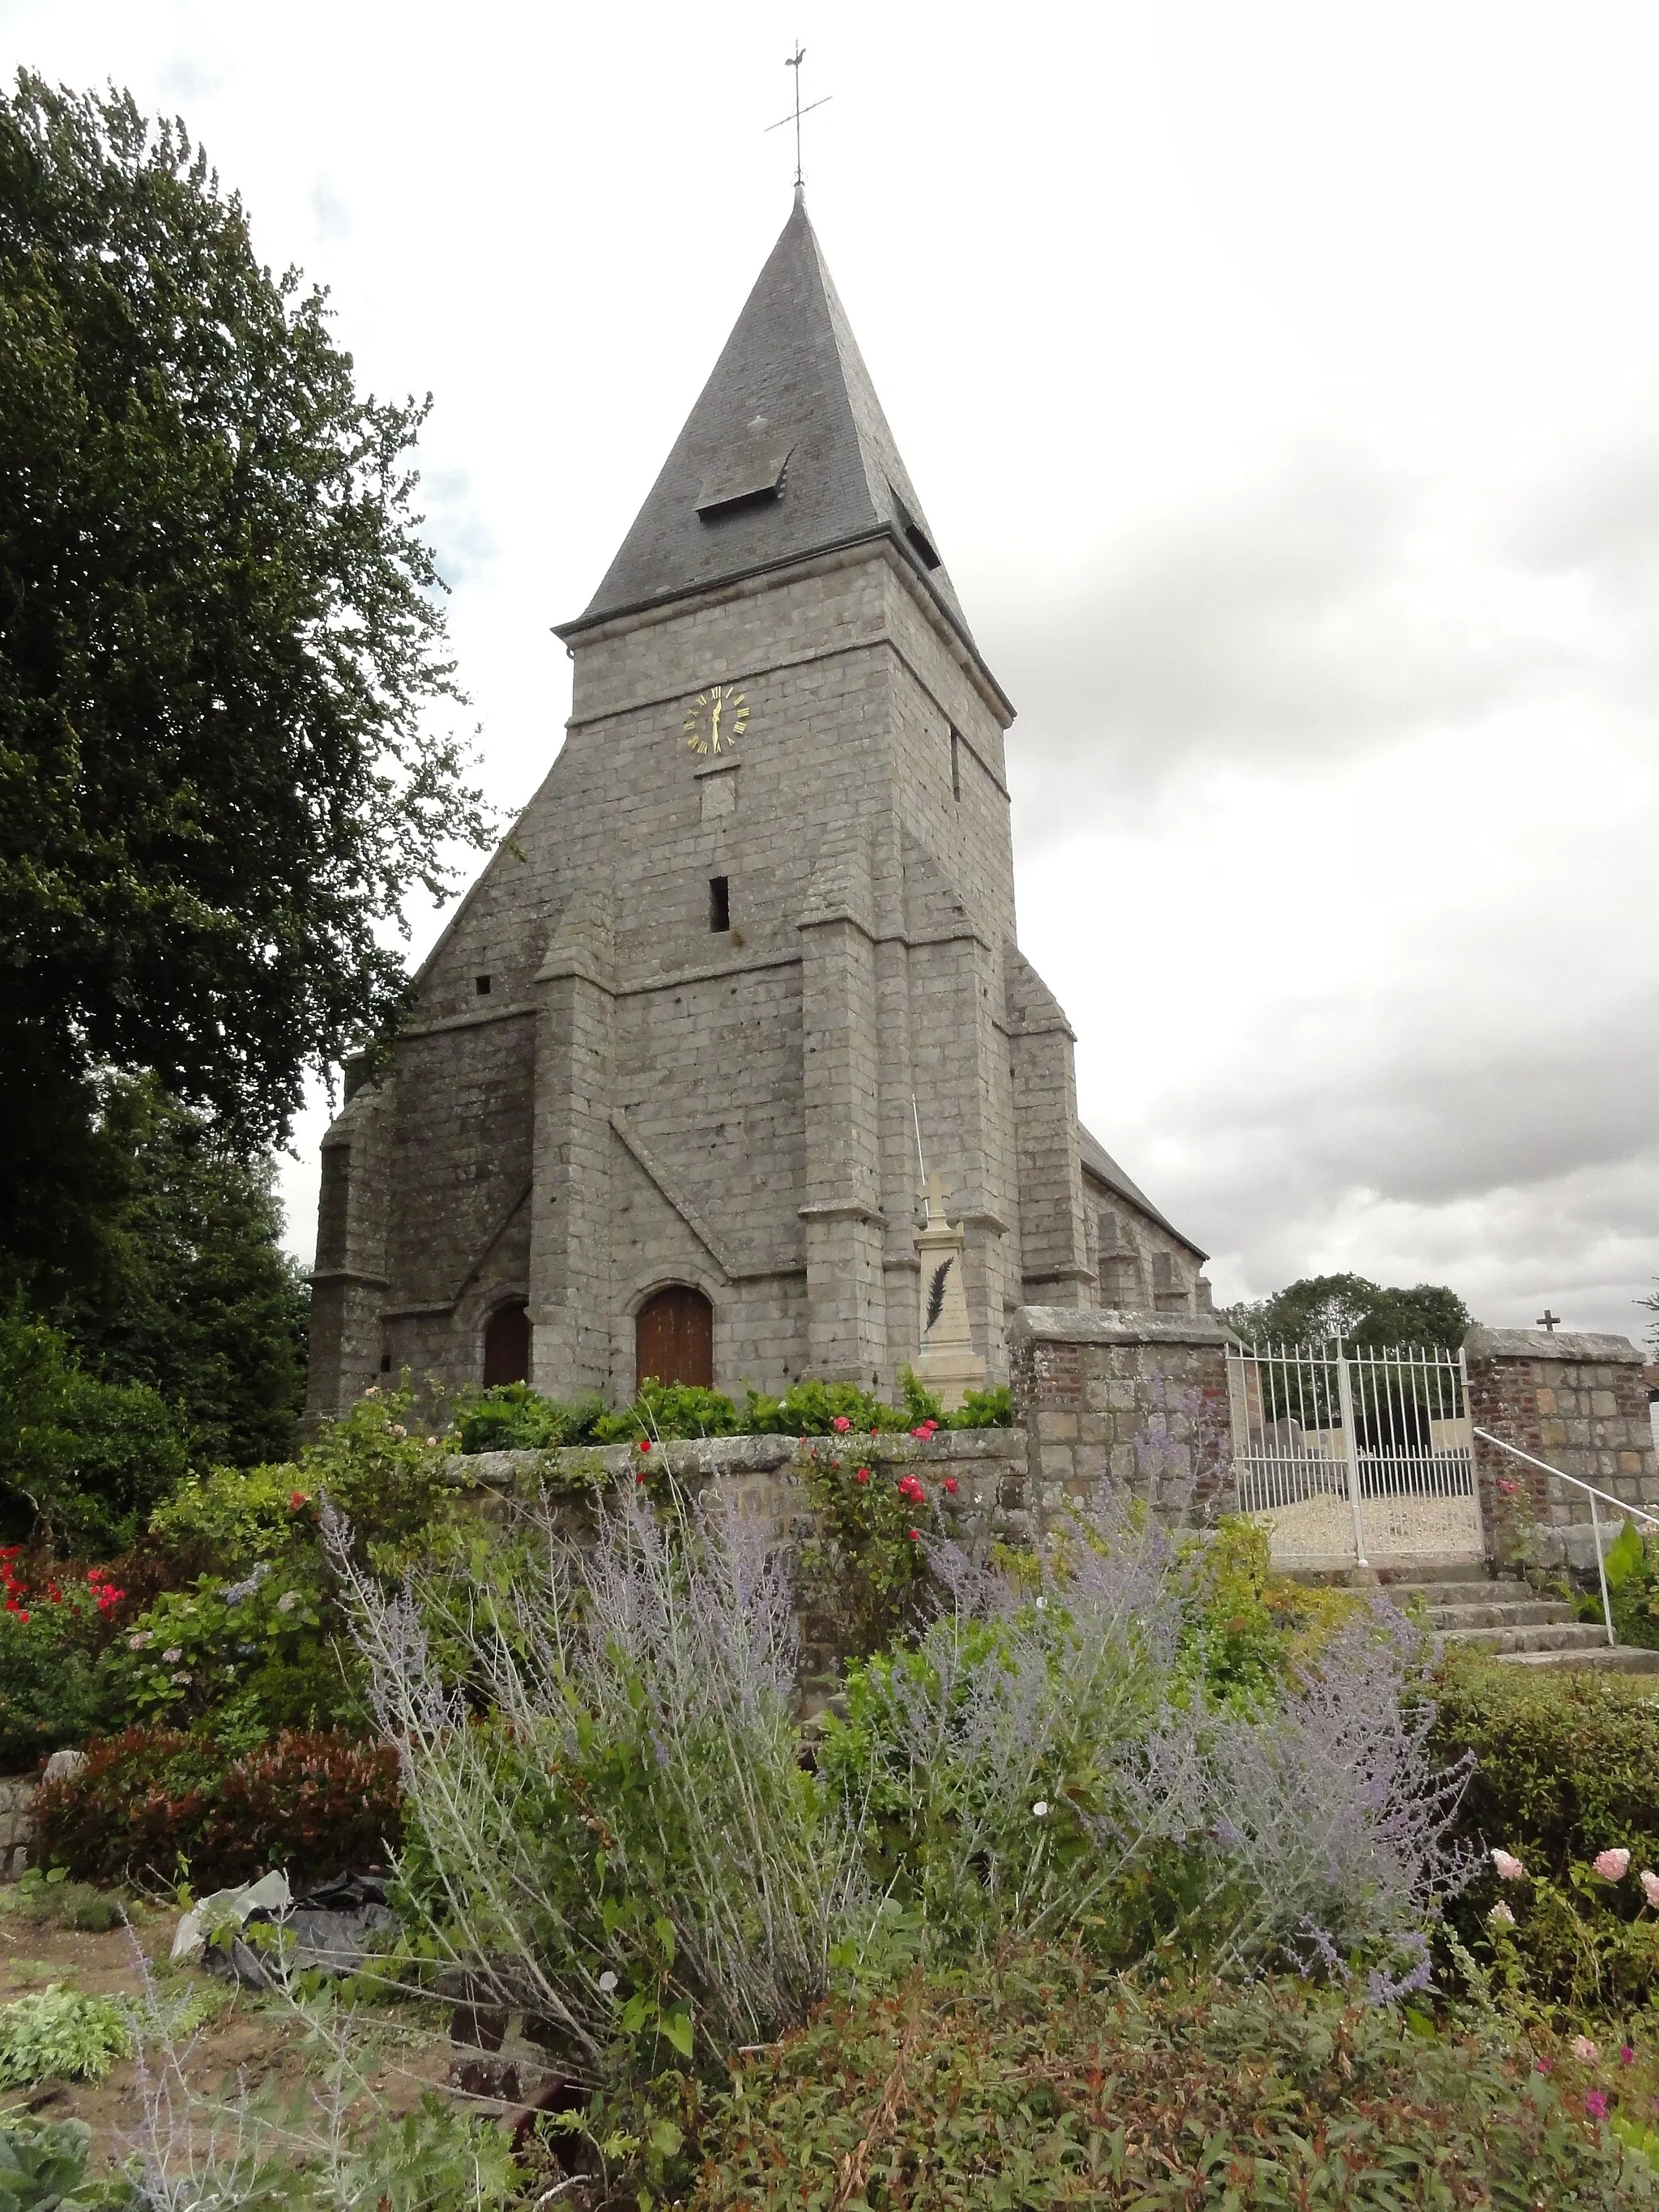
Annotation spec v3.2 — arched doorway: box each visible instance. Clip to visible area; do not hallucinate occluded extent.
[483,1299,531,1387]
[635,1285,714,1392]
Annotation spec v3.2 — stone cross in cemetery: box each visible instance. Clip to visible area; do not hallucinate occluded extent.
[305,194,1213,1419]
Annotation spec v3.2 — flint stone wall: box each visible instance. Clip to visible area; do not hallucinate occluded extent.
[1007,1307,1237,1530]
[1465,1327,1659,1571]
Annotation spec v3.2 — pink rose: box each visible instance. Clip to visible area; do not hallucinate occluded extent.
[1490,1848,1526,1882]
[1572,2035,1600,2063]
[1640,1870,1659,1909]
[1488,1901,1516,1927]
[832,1416,851,1433]
[1586,2089,1609,2120]
[1593,1848,1631,1883]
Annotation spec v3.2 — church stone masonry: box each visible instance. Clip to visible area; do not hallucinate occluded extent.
[306,194,1209,1418]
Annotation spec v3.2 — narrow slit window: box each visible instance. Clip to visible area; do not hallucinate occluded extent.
[709,876,731,932]
[475,974,492,996]
[950,729,962,801]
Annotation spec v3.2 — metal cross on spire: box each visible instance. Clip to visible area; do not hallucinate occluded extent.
[766,43,832,188]
[1537,1309,1561,1335]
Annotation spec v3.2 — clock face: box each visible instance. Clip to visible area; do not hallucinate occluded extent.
[684,684,748,757]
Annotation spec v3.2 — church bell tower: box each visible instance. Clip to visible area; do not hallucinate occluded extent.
[305,194,1106,1416]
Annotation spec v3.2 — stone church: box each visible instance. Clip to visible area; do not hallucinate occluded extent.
[305,194,1209,1417]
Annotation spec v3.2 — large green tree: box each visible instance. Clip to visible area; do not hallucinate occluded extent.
[0,74,488,1273]
[1223,1272,1472,1352]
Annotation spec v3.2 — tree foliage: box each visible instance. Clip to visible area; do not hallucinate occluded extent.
[0,1077,308,1546]
[1223,1272,1471,1352]
[0,72,489,1257]
[51,1076,309,1467]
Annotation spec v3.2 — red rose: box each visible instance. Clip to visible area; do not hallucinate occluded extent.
[855,1467,871,1485]
[907,1528,920,1542]
[289,1490,309,1510]
[944,1477,958,1495]
[638,1439,652,1453]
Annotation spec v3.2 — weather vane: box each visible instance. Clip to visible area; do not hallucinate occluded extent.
[766,43,831,188]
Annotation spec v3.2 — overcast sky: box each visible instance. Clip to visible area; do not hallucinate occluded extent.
[6,0,1657,1340]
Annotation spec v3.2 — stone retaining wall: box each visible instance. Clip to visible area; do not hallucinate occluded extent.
[457,1427,1027,1677]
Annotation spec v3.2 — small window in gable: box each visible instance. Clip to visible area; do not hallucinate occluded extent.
[475,974,493,996]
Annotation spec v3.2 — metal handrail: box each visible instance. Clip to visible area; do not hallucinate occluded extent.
[1473,1427,1659,1648]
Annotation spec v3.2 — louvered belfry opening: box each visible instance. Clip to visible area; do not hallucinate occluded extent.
[483,1299,531,1387]
[635,1285,714,1392]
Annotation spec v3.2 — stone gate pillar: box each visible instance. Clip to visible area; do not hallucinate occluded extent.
[1464,1325,1659,1565]
[1008,1307,1237,1538]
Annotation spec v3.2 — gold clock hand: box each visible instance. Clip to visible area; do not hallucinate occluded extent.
[710,691,723,751]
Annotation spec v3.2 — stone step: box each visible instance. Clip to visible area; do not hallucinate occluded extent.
[1439,1621,1611,1656]
[1374,1560,1504,1586]
[1422,1600,1576,1632]
[1491,1643,1659,1677]
[1385,1579,1533,1610]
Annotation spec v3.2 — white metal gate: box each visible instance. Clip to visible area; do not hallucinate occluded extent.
[1226,1340,1484,1569]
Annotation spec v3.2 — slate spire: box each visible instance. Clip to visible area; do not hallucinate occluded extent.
[564,194,974,646]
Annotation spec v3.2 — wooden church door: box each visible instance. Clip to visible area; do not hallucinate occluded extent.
[483,1299,531,1387]
[635,1286,714,1392]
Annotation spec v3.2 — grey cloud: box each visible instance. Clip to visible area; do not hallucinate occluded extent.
[1100,978,1659,1338]
[983,437,1549,829]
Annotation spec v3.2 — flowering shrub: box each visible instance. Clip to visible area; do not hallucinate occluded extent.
[794,1450,945,1657]
[33,1724,400,1890]
[332,1489,864,2076]
[1435,1653,1659,2009]
[817,1507,1472,1984]
[0,1552,130,1768]
[112,1555,355,1735]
